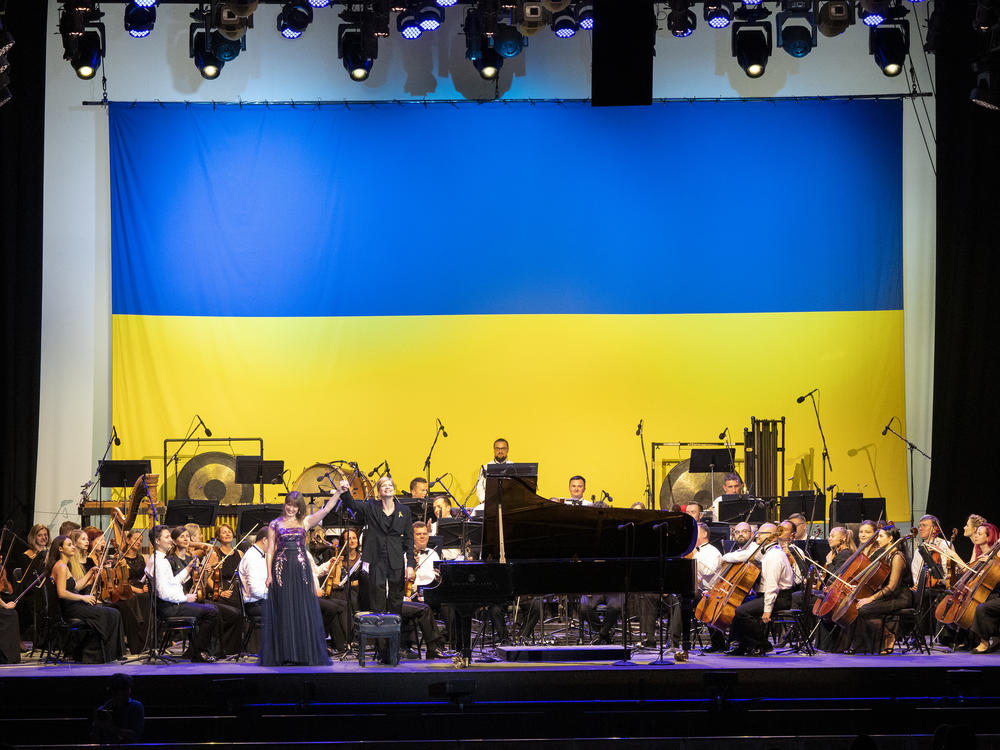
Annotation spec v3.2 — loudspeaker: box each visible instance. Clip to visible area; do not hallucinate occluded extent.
[592,0,655,106]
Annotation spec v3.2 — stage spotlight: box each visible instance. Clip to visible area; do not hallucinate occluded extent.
[417,3,444,30]
[667,0,697,37]
[59,1,107,80]
[818,0,852,36]
[338,25,377,80]
[397,8,422,38]
[475,46,502,78]
[1,19,15,56]
[308,0,331,7]
[732,22,771,77]
[190,29,224,78]
[859,0,889,26]
[276,1,313,38]
[869,20,908,75]
[124,2,156,38]
[705,0,735,29]
[971,66,1000,110]
[542,0,570,11]
[494,23,526,55]
[436,0,458,7]
[776,0,816,56]
[578,2,595,29]
[742,0,764,8]
[71,30,104,78]
[552,8,578,37]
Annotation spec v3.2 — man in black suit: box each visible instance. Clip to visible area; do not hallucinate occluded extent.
[333,476,415,618]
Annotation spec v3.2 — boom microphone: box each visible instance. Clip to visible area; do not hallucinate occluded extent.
[881,418,894,436]
[112,425,121,446]
[635,419,643,436]
[195,414,212,437]
[718,427,729,441]
[438,418,448,438]
[796,389,818,404]
[617,521,634,531]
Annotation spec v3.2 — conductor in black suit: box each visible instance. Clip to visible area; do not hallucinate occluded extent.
[333,476,415,616]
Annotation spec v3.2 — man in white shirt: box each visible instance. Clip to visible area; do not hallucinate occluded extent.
[663,522,724,653]
[145,524,221,662]
[474,438,510,505]
[911,514,952,588]
[711,473,745,522]
[560,475,593,506]
[238,527,269,620]
[401,522,449,658]
[725,523,795,656]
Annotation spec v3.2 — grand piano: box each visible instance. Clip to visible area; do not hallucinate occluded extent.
[423,463,698,664]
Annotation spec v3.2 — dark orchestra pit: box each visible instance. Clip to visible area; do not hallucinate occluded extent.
[1,651,1000,747]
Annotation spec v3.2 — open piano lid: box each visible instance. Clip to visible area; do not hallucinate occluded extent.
[481,469,697,561]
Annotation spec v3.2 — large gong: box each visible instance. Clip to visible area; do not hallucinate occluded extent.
[175,451,252,505]
[659,458,724,511]
[292,462,373,501]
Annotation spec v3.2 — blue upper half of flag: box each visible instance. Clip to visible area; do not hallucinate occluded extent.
[109,100,903,317]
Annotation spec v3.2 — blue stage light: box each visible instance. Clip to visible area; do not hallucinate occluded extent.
[705,0,734,28]
[276,2,313,39]
[397,10,422,38]
[124,2,156,38]
[418,5,444,30]
[552,9,578,37]
[578,2,594,29]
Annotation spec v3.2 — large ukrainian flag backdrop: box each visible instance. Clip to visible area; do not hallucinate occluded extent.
[109,100,908,517]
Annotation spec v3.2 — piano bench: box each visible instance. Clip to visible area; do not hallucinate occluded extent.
[354,613,402,667]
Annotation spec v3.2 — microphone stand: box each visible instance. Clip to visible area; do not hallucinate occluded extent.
[165,419,209,504]
[803,393,832,511]
[884,424,931,530]
[423,422,445,483]
[649,523,671,666]
[613,523,638,667]
[638,423,652,509]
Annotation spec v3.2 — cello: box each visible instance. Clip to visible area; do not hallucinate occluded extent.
[813,538,881,620]
[935,541,1000,629]
[830,528,917,627]
[695,537,765,632]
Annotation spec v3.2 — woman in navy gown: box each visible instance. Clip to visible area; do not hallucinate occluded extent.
[260,490,341,666]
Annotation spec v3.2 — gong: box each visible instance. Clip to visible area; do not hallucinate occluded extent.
[175,451,252,506]
[292,462,373,501]
[659,458,723,511]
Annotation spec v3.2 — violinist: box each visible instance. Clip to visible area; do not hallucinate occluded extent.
[15,524,50,644]
[311,548,351,655]
[724,523,795,657]
[845,523,913,655]
[0,596,20,664]
[144,524,220,662]
[308,527,336,566]
[208,524,243,603]
[195,530,244,655]
[239,527,270,620]
[167,528,197,591]
[46,535,125,662]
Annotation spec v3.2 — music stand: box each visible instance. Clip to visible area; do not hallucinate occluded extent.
[917,545,947,582]
[98,460,153,487]
[164,500,220,528]
[235,456,284,503]
[236,504,284,537]
[718,497,768,524]
[830,496,886,524]
[437,519,483,558]
[688,449,735,501]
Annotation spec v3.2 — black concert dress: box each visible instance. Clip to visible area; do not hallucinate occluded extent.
[260,522,330,666]
[61,576,125,663]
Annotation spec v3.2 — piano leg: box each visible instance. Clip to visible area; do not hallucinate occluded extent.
[678,595,694,662]
[453,605,475,668]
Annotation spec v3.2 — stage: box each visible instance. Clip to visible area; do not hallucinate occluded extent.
[2,646,999,748]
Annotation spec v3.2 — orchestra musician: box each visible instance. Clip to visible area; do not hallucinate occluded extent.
[58,520,81,538]
[787,513,809,541]
[911,514,952,637]
[400,522,450,659]
[16,524,50,645]
[116,528,150,655]
[239,527,270,620]
[725,523,795,657]
[475,438,510,505]
[145,524,221,662]
[683,522,724,653]
[46,535,125,662]
[971,523,999,563]
[845,523,913,655]
[711,472,744,522]
[409,477,429,500]
[563,476,593,506]
[0,597,20,664]
[803,526,856,652]
[67,529,98,588]
[963,514,988,561]
[308,527,337,565]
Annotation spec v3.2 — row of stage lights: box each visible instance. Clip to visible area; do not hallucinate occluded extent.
[54,0,936,86]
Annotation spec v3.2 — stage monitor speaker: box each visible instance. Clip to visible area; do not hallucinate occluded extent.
[592,0,655,107]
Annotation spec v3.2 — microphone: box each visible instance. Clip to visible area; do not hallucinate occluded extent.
[826,484,837,491]
[635,419,643,436]
[796,388,818,404]
[196,414,212,437]
[718,427,729,441]
[601,490,613,503]
[431,473,449,486]
[881,418,894,436]
[112,425,121,446]
[652,521,671,530]
[617,521,634,531]
[367,461,383,478]
[438,418,448,438]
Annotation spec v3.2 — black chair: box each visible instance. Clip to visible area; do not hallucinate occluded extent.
[232,574,262,661]
[883,608,930,654]
[38,578,105,664]
[770,608,816,655]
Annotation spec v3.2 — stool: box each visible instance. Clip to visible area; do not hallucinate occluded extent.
[354,612,402,667]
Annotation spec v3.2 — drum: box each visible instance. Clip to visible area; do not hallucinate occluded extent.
[292,462,373,502]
